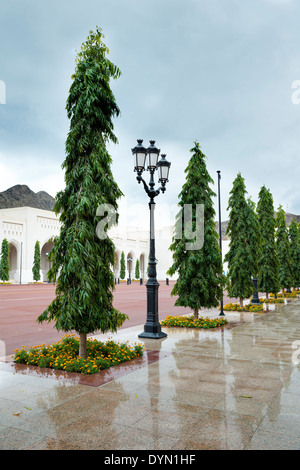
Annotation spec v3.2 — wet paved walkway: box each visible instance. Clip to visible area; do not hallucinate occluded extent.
[1,299,300,450]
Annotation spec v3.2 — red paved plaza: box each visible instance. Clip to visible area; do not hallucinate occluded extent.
[0,282,234,357]
[0,282,187,356]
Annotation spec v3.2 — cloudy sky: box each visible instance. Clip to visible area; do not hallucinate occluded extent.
[0,0,300,230]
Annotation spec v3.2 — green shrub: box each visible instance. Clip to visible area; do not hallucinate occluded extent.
[14,334,145,375]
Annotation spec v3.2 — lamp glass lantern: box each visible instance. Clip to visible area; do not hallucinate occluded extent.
[132,139,147,173]
[157,154,171,184]
[147,140,160,170]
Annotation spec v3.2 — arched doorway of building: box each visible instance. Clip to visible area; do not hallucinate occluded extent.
[139,252,146,280]
[114,250,120,282]
[126,251,135,282]
[41,240,54,282]
[8,241,19,282]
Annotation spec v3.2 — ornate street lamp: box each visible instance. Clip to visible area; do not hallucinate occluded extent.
[127,256,132,284]
[131,139,171,338]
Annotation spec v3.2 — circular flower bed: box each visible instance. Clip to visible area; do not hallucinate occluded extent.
[13,334,145,375]
[259,297,284,304]
[160,315,228,329]
[223,302,263,312]
[269,292,298,298]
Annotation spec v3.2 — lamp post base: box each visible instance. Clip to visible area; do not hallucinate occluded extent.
[219,300,225,316]
[138,273,167,339]
[138,330,167,339]
[251,278,260,305]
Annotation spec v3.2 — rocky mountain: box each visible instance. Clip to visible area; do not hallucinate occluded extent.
[284,212,300,227]
[0,185,299,232]
[0,185,55,211]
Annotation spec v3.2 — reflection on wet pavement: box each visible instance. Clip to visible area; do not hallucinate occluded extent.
[1,300,300,449]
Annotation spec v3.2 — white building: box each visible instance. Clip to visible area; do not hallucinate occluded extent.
[0,206,60,283]
[0,205,230,284]
[0,206,178,284]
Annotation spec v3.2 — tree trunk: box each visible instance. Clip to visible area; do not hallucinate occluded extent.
[193,308,198,319]
[239,297,243,309]
[282,288,285,297]
[266,292,269,300]
[79,333,87,359]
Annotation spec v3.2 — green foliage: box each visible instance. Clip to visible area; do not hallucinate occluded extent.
[225,173,259,305]
[14,334,145,375]
[246,197,260,276]
[256,186,280,296]
[259,297,284,304]
[32,241,41,282]
[223,302,263,312]
[167,142,223,317]
[120,251,126,279]
[289,218,300,288]
[135,259,140,279]
[0,238,10,282]
[37,27,127,342]
[275,205,292,290]
[160,315,228,329]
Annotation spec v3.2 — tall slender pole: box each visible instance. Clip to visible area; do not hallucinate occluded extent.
[217,171,224,316]
[138,196,167,339]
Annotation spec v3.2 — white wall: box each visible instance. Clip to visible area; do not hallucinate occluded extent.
[0,206,228,283]
[0,208,153,283]
[0,207,60,283]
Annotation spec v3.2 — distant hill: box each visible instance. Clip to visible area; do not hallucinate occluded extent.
[216,212,300,239]
[0,185,299,232]
[284,212,300,227]
[0,185,55,211]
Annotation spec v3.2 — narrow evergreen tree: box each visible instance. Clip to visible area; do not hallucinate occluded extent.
[256,186,280,298]
[120,251,126,280]
[37,27,127,358]
[289,218,300,289]
[225,173,257,307]
[246,197,260,278]
[135,259,140,279]
[32,241,41,282]
[275,205,292,294]
[167,142,223,319]
[0,238,10,282]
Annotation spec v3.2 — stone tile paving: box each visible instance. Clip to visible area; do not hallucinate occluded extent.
[0,300,300,450]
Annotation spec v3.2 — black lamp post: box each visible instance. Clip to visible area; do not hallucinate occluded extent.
[127,256,132,284]
[217,171,225,316]
[251,277,261,305]
[132,139,171,339]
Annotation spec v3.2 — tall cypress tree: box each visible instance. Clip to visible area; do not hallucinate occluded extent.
[167,142,223,319]
[225,173,257,307]
[0,239,10,282]
[246,197,260,278]
[135,259,140,279]
[275,205,292,294]
[32,241,41,282]
[289,218,300,289]
[37,27,127,358]
[257,186,279,298]
[120,251,126,280]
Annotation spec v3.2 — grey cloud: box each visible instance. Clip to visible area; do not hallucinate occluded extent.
[0,0,299,216]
